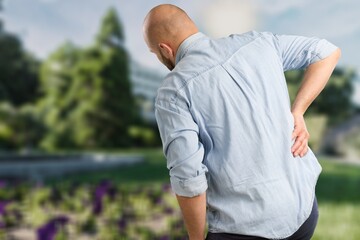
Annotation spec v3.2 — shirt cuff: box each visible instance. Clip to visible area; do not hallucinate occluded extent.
[310,39,339,64]
[170,172,208,197]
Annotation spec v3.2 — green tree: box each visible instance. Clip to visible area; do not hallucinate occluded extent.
[39,8,141,150]
[96,7,124,46]
[285,67,356,126]
[0,22,40,106]
[0,102,45,150]
[37,42,81,150]
[0,1,43,150]
[88,7,142,147]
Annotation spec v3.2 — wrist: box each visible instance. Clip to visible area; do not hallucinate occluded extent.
[188,230,205,240]
[189,235,205,240]
[291,110,304,117]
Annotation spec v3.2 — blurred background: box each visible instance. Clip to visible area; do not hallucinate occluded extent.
[0,0,359,239]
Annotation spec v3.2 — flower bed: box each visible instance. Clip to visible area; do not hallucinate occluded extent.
[0,178,187,240]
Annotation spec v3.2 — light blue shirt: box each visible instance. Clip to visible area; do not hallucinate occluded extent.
[154,30,338,239]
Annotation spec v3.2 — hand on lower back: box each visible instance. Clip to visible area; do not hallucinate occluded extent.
[291,112,310,157]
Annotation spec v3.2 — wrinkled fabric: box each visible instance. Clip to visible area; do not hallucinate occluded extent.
[154,30,338,239]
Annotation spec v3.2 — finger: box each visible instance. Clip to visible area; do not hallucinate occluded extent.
[292,134,308,155]
[291,128,299,141]
[291,135,305,153]
[293,144,302,157]
[291,141,303,156]
[294,142,308,157]
[299,145,309,157]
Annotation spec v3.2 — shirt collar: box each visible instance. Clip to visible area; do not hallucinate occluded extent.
[175,32,207,65]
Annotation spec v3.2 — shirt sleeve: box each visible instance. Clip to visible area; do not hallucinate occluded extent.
[154,96,208,197]
[272,32,339,71]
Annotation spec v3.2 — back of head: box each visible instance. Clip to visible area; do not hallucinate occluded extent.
[143,4,198,51]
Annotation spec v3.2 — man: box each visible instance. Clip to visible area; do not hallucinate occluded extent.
[143,4,341,240]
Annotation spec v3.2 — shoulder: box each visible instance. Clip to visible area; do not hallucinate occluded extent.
[228,30,275,40]
[222,30,278,50]
[155,70,189,106]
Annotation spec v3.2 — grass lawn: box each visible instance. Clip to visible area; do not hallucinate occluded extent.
[313,156,360,240]
[45,147,360,239]
[45,148,169,189]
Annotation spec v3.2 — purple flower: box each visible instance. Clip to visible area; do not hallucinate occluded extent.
[92,199,103,215]
[0,200,10,216]
[37,215,69,240]
[107,185,117,200]
[37,222,57,240]
[0,180,7,188]
[92,179,116,215]
[117,217,127,232]
[52,216,69,225]
[163,206,174,215]
[0,220,5,229]
[146,188,164,206]
[154,196,163,205]
[162,183,172,193]
[158,235,171,240]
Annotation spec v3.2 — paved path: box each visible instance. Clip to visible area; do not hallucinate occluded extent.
[0,153,144,181]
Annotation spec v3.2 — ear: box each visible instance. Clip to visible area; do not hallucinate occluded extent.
[158,43,174,58]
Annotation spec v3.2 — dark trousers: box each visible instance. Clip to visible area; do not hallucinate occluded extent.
[206,195,319,240]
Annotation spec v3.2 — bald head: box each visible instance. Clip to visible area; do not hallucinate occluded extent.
[143,4,198,70]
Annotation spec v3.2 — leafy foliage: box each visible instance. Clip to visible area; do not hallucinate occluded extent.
[285,67,357,126]
[0,102,45,149]
[38,8,143,150]
[0,178,187,239]
[0,30,40,106]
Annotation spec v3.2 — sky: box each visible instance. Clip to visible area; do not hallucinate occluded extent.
[1,0,360,104]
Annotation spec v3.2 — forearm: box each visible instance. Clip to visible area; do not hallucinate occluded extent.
[291,47,341,116]
[176,191,207,240]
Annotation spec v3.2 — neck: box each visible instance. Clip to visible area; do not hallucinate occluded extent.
[173,29,199,62]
